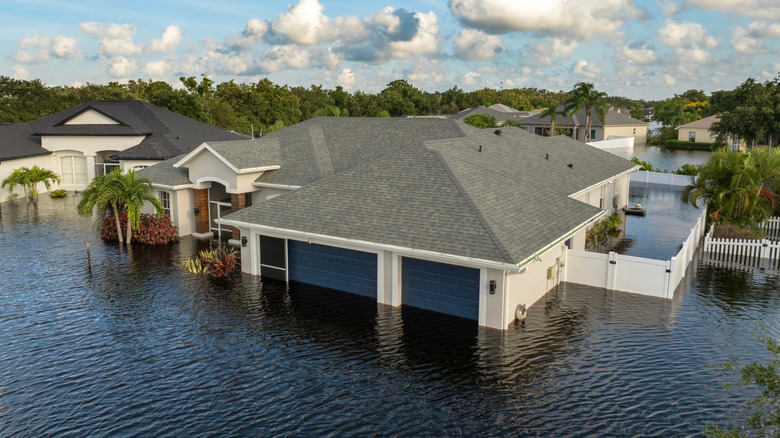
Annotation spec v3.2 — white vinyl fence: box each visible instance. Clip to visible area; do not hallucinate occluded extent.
[630,171,692,188]
[703,224,780,271]
[761,217,780,239]
[565,208,707,299]
[588,136,634,150]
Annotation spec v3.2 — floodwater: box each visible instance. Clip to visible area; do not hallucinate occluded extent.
[1,196,778,436]
[611,143,712,173]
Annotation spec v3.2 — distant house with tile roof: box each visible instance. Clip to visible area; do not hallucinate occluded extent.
[138,117,638,329]
[676,114,744,148]
[449,103,542,125]
[0,100,245,203]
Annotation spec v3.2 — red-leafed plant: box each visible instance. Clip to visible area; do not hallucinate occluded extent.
[201,247,237,278]
[101,213,179,245]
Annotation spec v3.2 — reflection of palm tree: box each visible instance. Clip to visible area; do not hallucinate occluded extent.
[564,82,609,142]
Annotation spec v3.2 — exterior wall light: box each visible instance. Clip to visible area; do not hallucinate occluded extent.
[194,208,200,216]
[241,236,247,247]
[489,280,496,294]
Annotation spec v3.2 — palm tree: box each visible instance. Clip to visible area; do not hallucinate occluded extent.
[563,82,609,142]
[111,170,164,244]
[25,166,62,204]
[1,166,61,205]
[77,169,125,243]
[539,103,567,136]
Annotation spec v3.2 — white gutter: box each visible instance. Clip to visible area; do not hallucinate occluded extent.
[568,165,641,199]
[238,165,280,174]
[151,183,194,190]
[251,182,302,190]
[216,218,523,272]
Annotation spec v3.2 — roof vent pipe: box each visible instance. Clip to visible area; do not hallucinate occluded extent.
[494,129,502,135]
[545,153,549,160]
[479,145,482,152]
[567,163,574,168]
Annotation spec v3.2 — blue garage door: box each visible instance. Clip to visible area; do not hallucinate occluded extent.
[402,258,480,320]
[288,241,377,299]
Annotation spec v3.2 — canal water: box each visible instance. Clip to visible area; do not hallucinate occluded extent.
[611,143,712,173]
[1,197,778,436]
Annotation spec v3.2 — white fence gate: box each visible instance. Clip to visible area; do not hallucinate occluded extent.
[565,208,707,299]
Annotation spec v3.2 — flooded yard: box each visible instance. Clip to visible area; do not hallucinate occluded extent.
[0,196,777,436]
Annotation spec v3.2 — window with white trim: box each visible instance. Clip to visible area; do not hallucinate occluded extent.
[589,129,596,140]
[60,156,87,184]
[159,190,171,218]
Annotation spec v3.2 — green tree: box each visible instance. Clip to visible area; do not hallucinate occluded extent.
[653,98,698,128]
[77,169,126,243]
[110,170,164,244]
[539,104,567,136]
[563,82,609,142]
[1,165,61,205]
[462,113,499,129]
[711,77,780,148]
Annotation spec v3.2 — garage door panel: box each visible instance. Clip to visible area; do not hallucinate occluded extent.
[402,258,480,321]
[288,240,377,299]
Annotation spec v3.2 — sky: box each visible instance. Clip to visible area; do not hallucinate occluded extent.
[3,0,780,100]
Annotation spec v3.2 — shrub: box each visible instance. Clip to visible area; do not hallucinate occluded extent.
[673,163,698,176]
[183,247,238,278]
[48,189,68,199]
[712,224,765,240]
[101,213,179,244]
[631,156,662,172]
[586,215,622,248]
[648,127,678,146]
[665,140,718,151]
[463,113,499,129]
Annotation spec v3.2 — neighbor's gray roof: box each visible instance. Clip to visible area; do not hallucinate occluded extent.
[520,106,647,127]
[136,155,191,187]
[223,145,603,265]
[450,105,541,123]
[0,100,247,162]
[679,114,718,129]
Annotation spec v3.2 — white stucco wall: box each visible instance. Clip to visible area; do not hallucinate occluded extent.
[41,136,145,155]
[677,127,718,143]
[64,109,120,125]
[503,243,568,327]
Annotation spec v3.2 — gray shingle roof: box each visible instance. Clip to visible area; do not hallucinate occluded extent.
[679,114,718,129]
[136,155,191,187]
[220,118,633,266]
[0,100,247,162]
[204,138,281,171]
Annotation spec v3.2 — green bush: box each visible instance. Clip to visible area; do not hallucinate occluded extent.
[673,163,698,176]
[48,189,68,199]
[463,113,499,129]
[101,213,179,244]
[631,157,661,172]
[648,127,678,146]
[712,224,765,240]
[665,140,718,151]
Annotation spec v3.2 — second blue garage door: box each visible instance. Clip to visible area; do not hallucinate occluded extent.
[401,258,480,320]
[288,240,377,299]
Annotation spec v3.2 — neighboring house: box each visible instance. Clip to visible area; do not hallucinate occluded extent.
[518,106,649,145]
[450,104,541,125]
[677,115,743,149]
[0,100,245,203]
[139,117,638,330]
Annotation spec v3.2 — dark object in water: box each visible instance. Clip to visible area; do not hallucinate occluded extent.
[625,202,646,216]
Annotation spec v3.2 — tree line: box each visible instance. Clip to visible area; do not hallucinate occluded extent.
[0,75,648,136]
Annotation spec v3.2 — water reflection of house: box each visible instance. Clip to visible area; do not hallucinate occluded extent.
[140,117,638,330]
[0,100,245,203]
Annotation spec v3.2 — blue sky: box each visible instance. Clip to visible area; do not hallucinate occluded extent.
[4,0,779,100]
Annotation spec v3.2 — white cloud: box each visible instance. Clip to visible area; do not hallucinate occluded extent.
[271,0,339,45]
[615,44,656,65]
[449,0,643,41]
[108,56,137,77]
[684,0,780,21]
[531,37,579,66]
[663,73,676,85]
[658,0,684,16]
[462,71,481,86]
[147,25,182,52]
[454,29,503,61]
[225,18,269,51]
[675,47,712,64]
[406,58,445,84]
[732,21,780,54]
[80,22,142,57]
[13,34,82,64]
[219,54,251,74]
[386,11,439,59]
[572,60,602,79]
[257,45,312,72]
[143,59,171,77]
[337,68,356,88]
[658,20,718,48]
[12,65,30,80]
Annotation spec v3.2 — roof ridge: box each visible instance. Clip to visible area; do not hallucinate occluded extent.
[430,148,515,264]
